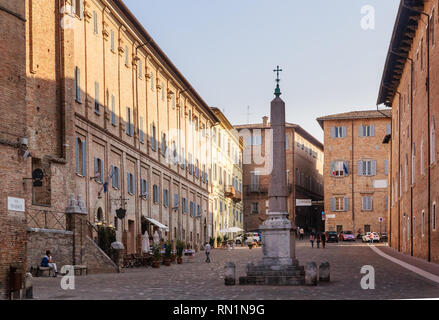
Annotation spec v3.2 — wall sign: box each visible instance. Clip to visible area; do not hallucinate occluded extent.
[8,197,25,212]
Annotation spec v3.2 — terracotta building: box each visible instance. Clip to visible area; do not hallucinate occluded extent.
[317,110,392,236]
[377,0,439,263]
[235,118,324,233]
[210,108,244,246]
[0,0,227,298]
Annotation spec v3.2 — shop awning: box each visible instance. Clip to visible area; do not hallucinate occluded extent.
[146,217,169,231]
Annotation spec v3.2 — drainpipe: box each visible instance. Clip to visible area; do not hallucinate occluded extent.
[402,2,431,261]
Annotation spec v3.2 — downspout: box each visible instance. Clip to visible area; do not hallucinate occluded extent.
[352,120,354,235]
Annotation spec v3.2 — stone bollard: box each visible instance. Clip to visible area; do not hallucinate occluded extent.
[110,241,125,273]
[24,273,33,299]
[305,262,317,286]
[224,262,236,286]
[319,262,330,282]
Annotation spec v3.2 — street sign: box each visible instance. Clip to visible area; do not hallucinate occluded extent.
[8,197,25,212]
[326,214,336,219]
[296,199,312,207]
[321,212,325,221]
[378,217,383,222]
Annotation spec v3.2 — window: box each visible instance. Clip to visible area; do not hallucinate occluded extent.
[421,135,425,175]
[384,159,389,176]
[182,197,188,213]
[431,117,436,164]
[94,82,100,114]
[72,0,83,18]
[161,133,167,156]
[74,67,81,103]
[153,185,159,203]
[150,124,157,151]
[139,116,144,143]
[331,161,349,177]
[197,204,201,217]
[111,166,121,189]
[150,72,155,90]
[126,107,133,136]
[161,82,165,101]
[163,189,169,207]
[190,201,195,217]
[362,196,373,211]
[125,46,129,66]
[358,125,375,137]
[140,179,148,199]
[93,11,98,35]
[433,203,437,231]
[386,124,391,135]
[138,59,143,79]
[358,160,377,176]
[331,126,347,138]
[250,171,260,191]
[75,137,86,176]
[93,157,104,183]
[249,135,262,146]
[385,196,388,211]
[251,202,259,214]
[127,173,135,195]
[188,154,193,175]
[422,210,425,236]
[330,197,349,212]
[110,30,115,52]
[111,95,116,125]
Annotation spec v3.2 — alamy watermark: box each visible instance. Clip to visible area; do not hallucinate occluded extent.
[360,265,375,290]
[60,265,75,290]
[361,5,375,30]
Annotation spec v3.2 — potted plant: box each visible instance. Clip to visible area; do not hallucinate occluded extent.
[216,236,222,248]
[152,243,161,268]
[164,241,172,266]
[176,240,185,264]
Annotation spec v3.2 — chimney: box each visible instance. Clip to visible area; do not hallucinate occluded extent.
[263,116,269,127]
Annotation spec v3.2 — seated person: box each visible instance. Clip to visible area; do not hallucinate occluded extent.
[41,250,57,277]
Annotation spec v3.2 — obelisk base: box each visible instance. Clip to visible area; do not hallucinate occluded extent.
[239,212,305,286]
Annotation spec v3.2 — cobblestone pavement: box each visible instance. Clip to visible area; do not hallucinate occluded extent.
[32,240,439,300]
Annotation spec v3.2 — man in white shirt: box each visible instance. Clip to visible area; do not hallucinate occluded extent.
[205,243,211,263]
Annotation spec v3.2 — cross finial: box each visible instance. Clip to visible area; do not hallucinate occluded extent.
[273,65,283,97]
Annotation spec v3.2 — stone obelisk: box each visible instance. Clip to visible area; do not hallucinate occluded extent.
[240,67,304,286]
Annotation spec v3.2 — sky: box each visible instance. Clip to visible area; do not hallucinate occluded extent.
[124,0,400,142]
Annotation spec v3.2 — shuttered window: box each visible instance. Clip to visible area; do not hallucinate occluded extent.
[111,95,116,125]
[111,166,121,189]
[94,82,100,114]
[358,160,377,176]
[330,197,348,212]
[93,157,104,183]
[127,173,135,195]
[362,196,373,211]
[75,137,86,176]
[331,126,347,138]
[126,107,133,136]
[110,30,115,52]
[139,116,144,143]
[93,11,98,34]
[330,161,349,177]
[163,189,169,207]
[358,125,375,137]
[74,67,81,102]
[140,179,148,199]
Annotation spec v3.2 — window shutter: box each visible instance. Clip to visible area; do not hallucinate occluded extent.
[330,198,336,211]
[140,179,144,195]
[342,126,347,138]
[94,158,98,179]
[79,0,84,19]
[100,159,104,182]
[344,197,349,211]
[372,160,377,176]
[358,125,363,137]
[111,95,115,124]
[127,173,130,193]
[369,197,373,211]
[126,107,130,134]
[111,165,114,187]
[362,197,366,210]
[385,196,388,210]
[358,160,363,176]
[386,124,391,135]
[75,139,79,174]
[77,67,81,101]
[81,140,86,175]
[131,174,135,194]
[384,160,389,175]
[74,67,78,100]
[371,125,375,137]
[331,127,336,138]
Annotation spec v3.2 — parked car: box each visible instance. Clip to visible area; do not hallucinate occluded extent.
[339,231,356,241]
[325,231,339,243]
[235,232,258,245]
[379,232,388,242]
[362,232,380,242]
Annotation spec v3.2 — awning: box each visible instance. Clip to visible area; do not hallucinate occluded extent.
[146,217,169,232]
[219,227,244,233]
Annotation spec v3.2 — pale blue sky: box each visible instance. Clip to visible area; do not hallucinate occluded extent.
[124,0,400,142]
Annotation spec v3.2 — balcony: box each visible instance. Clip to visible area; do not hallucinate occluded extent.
[224,186,236,199]
[233,190,242,203]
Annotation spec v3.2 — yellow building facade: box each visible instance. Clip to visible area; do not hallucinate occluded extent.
[210,108,244,246]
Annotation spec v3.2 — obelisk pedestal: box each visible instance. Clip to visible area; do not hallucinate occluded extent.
[240,70,304,286]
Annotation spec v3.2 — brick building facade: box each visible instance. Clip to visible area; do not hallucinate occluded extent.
[317,110,392,236]
[235,118,324,233]
[0,0,232,298]
[377,0,439,263]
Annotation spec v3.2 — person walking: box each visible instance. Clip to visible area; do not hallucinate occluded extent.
[316,233,321,248]
[321,232,326,249]
[300,228,304,240]
[205,242,211,263]
[310,233,315,248]
[369,232,374,244]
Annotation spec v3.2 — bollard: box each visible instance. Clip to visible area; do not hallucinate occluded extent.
[305,262,317,286]
[319,262,330,282]
[111,241,125,273]
[224,262,236,286]
[25,273,33,299]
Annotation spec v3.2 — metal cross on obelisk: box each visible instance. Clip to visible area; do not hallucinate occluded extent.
[273,65,282,97]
